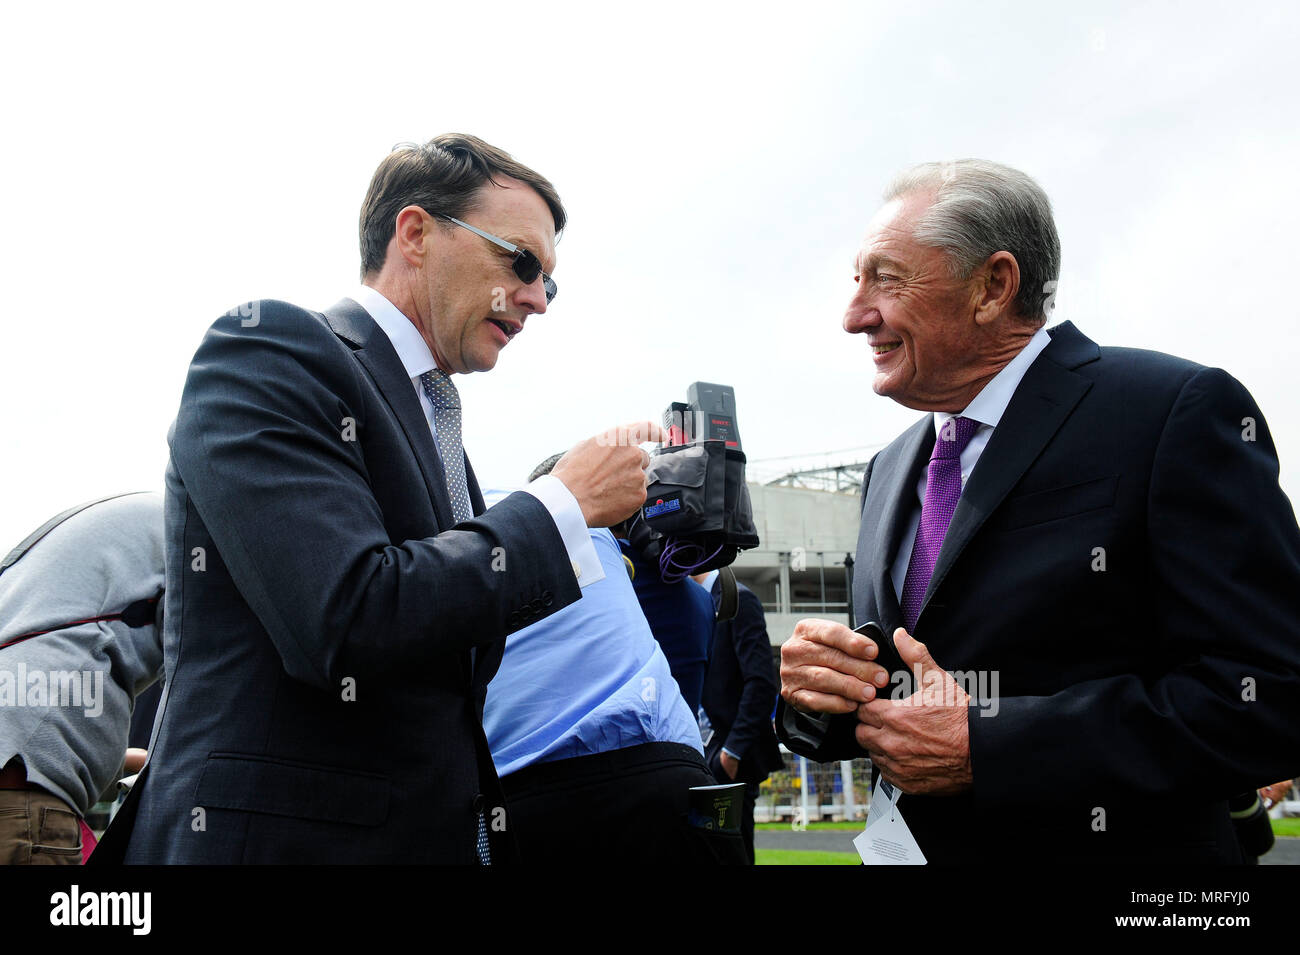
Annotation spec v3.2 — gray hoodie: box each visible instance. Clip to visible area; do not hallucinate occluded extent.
[0,492,164,814]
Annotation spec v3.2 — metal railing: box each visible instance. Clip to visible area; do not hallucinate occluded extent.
[755,750,873,824]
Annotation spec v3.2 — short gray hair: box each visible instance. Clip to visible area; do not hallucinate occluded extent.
[884,160,1061,324]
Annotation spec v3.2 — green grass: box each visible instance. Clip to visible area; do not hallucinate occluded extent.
[761,818,1300,835]
[756,821,862,831]
[756,848,860,865]
[1272,817,1300,838]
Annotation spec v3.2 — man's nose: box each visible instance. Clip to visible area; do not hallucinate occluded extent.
[516,276,549,316]
[843,286,880,334]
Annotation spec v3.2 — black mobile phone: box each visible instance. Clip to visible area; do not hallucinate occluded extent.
[853,621,885,643]
[854,620,902,670]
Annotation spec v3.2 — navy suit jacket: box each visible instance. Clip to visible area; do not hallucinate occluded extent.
[116,298,580,863]
[703,579,783,784]
[777,321,1300,863]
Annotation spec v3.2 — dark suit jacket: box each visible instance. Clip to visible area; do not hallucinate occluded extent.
[777,322,1300,864]
[116,298,581,863]
[703,579,783,784]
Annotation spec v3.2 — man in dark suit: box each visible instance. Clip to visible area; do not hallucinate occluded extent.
[110,135,660,864]
[777,160,1300,864]
[698,573,783,863]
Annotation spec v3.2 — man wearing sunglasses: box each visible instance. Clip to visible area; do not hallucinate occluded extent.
[109,135,661,865]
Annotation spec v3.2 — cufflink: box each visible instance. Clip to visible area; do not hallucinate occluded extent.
[571,559,582,578]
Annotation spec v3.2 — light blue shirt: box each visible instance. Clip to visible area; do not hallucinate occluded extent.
[483,528,704,777]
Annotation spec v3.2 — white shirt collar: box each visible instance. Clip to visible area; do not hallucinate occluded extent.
[349,285,437,381]
[934,323,1053,436]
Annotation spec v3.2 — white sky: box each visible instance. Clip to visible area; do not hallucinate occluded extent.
[2,0,1298,550]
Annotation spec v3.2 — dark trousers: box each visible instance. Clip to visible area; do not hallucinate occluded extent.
[500,742,747,864]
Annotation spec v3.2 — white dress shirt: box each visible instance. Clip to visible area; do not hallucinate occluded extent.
[350,285,604,588]
[889,325,1053,600]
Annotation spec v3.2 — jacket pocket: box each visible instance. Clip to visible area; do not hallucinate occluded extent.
[195,752,390,826]
[997,475,1118,530]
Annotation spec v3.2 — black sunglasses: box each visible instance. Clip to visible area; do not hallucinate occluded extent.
[438,215,557,304]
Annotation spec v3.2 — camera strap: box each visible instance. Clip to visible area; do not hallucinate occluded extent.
[715,565,738,623]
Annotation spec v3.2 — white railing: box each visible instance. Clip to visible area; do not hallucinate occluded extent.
[755,750,872,823]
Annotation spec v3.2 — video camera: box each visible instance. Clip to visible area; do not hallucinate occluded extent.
[626,382,760,582]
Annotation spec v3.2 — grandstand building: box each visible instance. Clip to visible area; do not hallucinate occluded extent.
[734,463,866,648]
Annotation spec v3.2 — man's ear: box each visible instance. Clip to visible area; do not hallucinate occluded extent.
[392,205,433,269]
[972,251,1020,326]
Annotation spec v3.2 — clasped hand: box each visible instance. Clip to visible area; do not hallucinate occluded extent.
[779,620,973,795]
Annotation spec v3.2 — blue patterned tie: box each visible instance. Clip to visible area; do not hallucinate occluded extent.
[419,369,473,524]
[475,813,491,865]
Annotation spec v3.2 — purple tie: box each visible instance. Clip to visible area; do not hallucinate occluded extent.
[899,416,978,633]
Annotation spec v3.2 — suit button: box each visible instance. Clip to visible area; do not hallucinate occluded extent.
[472,794,485,813]
[530,597,543,614]
[543,592,553,608]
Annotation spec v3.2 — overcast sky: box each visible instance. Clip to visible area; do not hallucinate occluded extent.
[2,0,1297,549]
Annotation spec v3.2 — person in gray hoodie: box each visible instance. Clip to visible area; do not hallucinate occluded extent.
[0,491,164,864]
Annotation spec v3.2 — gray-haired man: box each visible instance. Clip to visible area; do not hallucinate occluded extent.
[777,160,1300,863]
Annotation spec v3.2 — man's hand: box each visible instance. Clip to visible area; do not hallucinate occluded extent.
[719,751,740,780]
[780,619,889,715]
[124,747,148,774]
[1261,779,1294,809]
[551,420,668,527]
[855,628,972,795]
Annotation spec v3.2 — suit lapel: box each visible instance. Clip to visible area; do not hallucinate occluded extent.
[465,454,486,515]
[321,299,456,531]
[462,453,505,692]
[857,415,933,632]
[324,300,484,690]
[919,322,1099,620]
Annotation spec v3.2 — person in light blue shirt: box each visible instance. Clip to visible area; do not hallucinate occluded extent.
[484,526,702,776]
[482,459,744,863]
[617,534,714,716]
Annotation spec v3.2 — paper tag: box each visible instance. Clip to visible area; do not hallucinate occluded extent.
[853,779,927,865]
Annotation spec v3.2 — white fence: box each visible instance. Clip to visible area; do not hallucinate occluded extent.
[756,750,872,823]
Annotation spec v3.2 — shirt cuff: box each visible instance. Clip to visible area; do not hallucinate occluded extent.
[522,475,606,589]
[722,747,741,762]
